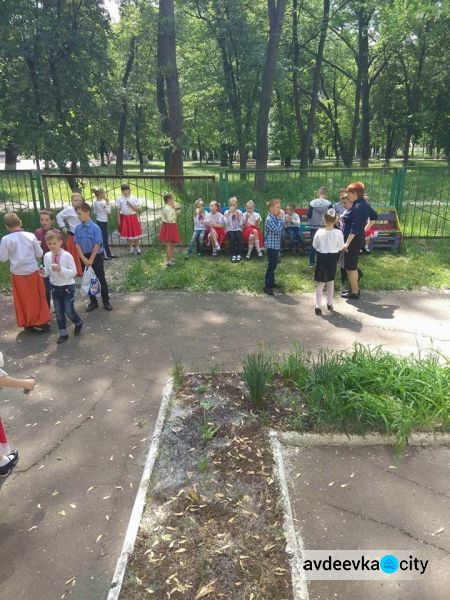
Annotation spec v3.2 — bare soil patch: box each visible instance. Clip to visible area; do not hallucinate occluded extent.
[121,373,294,599]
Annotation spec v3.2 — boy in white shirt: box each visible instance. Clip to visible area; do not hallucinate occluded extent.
[93,187,115,259]
[0,212,51,332]
[40,231,82,344]
[284,203,306,254]
[56,192,83,275]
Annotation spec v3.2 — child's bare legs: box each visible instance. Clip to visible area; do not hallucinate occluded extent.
[254,230,262,255]
[166,242,174,264]
[133,239,141,254]
[247,233,255,258]
[128,239,134,254]
[315,282,325,310]
[209,230,219,254]
[0,375,35,392]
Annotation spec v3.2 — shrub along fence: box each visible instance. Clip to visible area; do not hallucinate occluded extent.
[0,166,448,240]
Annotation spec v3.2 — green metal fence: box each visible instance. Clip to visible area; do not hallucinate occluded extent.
[1,167,448,239]
[1,173,216,245]
[219,167,450,238]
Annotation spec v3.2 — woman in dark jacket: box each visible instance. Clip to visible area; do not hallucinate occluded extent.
[341,182,378,299]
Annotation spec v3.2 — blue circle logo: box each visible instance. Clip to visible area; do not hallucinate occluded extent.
[380,554,399,574]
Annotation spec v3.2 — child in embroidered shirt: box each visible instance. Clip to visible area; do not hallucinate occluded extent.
[284,203,306,254]
[34,210,64,308]
[312,208,345,315]
[93,187,115,259]
[307,186,332,267]
[224,196,244,262]
[0,352,35,477]
[243,200,264,259]
[158,192,181,266]
[56,192,84,276]
[116,184,143,254]
[0,212,52,332]
[40,231,83,344]
[186,198,207,259]
[204,201,225,256]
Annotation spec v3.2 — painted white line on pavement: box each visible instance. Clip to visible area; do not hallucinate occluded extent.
[107,378,174,600]
[278,431,450,447]
[270,430,310,600]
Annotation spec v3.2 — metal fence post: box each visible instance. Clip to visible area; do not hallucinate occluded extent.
[218,168,229,204]
[32,171,45,209]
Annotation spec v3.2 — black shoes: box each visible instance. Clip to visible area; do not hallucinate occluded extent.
[341,290,360,299]
[74,323,83,336]
[0,449,19,477]
[315,307,322,316]
[103,303,113,311]
[57,335,69,344]
[263,287,274,296]
[327,304,333,311]
[85,303,98,312]
[25,324,50,333]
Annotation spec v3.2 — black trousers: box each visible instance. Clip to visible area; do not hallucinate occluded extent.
[227,230,242,256]
[85,252,110,305]
[98,221,112,257]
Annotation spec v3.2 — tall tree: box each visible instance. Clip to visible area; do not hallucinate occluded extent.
[299,0,330,168]
[157,0,183,179]
[255,0,288,190]
[116,36,137,175]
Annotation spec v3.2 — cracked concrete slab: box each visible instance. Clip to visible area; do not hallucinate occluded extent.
[0,289,448,600]
[281,443,450,600]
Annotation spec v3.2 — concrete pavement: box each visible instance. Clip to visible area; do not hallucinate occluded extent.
[0,289,448,599]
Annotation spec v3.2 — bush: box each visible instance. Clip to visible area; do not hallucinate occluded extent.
[277,344,450,452]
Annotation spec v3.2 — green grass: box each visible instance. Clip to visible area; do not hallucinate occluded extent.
[275,344,450,452]
[123,239,449,294]
[242,351,273,408]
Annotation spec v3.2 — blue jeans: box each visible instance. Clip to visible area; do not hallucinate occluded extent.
[265,248,279,289]
[44,276,51,308]
[187,230,206,255]
[285,227,306,251]
[52,284,82,336]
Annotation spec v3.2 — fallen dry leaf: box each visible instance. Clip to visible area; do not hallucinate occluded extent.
[194,581,215,599]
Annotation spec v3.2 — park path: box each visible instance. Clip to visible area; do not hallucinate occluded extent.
[0,289,448,600]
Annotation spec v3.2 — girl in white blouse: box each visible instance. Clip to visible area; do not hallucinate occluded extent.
[312,208,345,315]
[243,200,264,259]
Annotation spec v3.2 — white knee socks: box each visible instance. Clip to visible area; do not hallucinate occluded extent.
[315,282,325,308]
[326,280,334,305]
[247,243,254,258]
[316,281,334,308]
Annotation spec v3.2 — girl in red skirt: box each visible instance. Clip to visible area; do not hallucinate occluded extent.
[116,183,143,255]
[204,201,226,256]
[0,352,35,477]
[159,192,181,266]
[243,200,264,259]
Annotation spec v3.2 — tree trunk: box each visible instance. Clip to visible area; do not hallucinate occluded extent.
[358,9,371,167]
[116,36,137,176]
[157,0,184,185]
[292,0,305,153]
[135,105,144,173]
[5,141,18,170]
[254,0,288,191]
[299,0,330,169]
[403,128,412,166]
[384,124,395,166]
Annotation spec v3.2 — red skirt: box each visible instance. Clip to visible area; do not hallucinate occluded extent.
[11,271,52,328]
[119,214,143,239]
[159,223,181,244]
[365,227,377,238]
[207,226,226,245]
[66,233,83,276]
[243,225,264,247]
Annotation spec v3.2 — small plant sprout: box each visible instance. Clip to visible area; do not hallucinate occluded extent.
[242,351,273,408]
[171,357,185,390]
[135,416,146,428]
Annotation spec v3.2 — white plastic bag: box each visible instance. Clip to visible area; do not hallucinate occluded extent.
[80,266,101,297]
